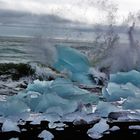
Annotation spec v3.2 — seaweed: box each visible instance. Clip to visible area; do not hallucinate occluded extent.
[0,63,35,80]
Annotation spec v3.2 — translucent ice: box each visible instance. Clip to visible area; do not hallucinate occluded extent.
[0,99,30,116]
[48,122,65,129]
[38,130,54,140]
[27,80,52,94]
[129,125,140,130]
[123,97,140,109]
[53,45,90,73]
[87,119,109,139]
[109,126,120,131]
[25,78,99,114]
[110,70,140,87]
[52,45,95,85]
[62,111,100,124]
[50,78,98,104]
[96,101,119,117]
[2,119,20,132]
[68,72,95,85]
[102,82,135,101]
[35,93,78,115]
[9,138,19,140]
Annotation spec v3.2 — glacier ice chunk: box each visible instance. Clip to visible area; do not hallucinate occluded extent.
[52,45,95,85]
[87,119,109,139]
[27,80,52,94]
[38,130,54,140]
[129,125,140,130]
[35,93,78,115]
[109,126,120,131]
[0,99,30,117]
[25,78,99,114]
[9,138,19,140]
[2,119,20,132]
[110,70,140,87]
[123,97,140,109]
[102,82,135,101]
[96,101,119,117]
[53,45,90,73]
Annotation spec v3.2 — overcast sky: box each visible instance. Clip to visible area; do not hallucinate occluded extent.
[0,0,139,24]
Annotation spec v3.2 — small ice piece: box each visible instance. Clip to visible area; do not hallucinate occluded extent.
[55,127,64,131]
[48,122,57,129]
[87,119,109,139]
[96,101,119,117]
[129,125,140,130]
[104,131,110,134]
[38,130,54,140]
[21,128,27,132]
[9,138,19,140]
[48,122,65,129]
[110,70,140,87]
[2,120,20,132]
[109,126,120,131]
